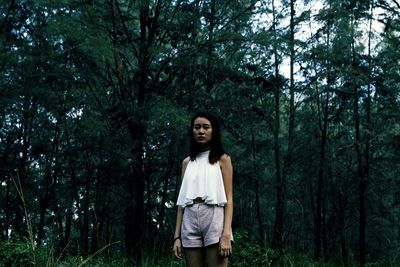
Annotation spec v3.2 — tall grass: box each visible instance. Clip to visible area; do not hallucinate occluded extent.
[11,175,36,265]
[1,234,400,266]
[3,175,122,267]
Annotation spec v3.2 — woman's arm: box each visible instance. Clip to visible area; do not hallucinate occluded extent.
[172,157,190,259]
[219,154,233,257]
[173,206,184,259]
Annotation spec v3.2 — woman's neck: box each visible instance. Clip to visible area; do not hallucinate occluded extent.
[198,145,210,152]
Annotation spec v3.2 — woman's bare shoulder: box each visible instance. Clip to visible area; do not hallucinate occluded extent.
[181,157,190,175]
[182,156,190,166]
[219,154,232,165]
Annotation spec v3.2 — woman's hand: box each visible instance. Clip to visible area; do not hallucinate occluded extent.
[218,234,232,258]
[173,238,183,259]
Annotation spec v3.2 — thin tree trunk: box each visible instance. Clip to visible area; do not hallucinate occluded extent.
[58,208,72,252]
[315,91,328,258]
[188,0,200,110]
[270,0,283,250]
[80,163,91,255]
[90,182,103,254]
[271,0,296,250]
[91,137,108,254]
[337,199,349,266]
[0,136,14,239]
[251,127,265,247]
[358,2,373,266]
[14,96,35,234]
[312,6,333,258]
[124,134,145,257]
[37,119,61,245]
[206,0,215,95]
[350,15,366,267]
[157,140,176,230]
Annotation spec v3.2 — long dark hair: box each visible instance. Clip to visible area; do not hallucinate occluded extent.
[189,112,226,164]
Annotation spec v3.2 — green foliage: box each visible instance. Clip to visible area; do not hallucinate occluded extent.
[0,239,33,267]
[56,256,132,267]
[229,232,271,266]
[3,237,400,267]
[228,232,344,267]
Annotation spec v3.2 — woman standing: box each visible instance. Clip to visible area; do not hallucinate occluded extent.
[173,112,233,267]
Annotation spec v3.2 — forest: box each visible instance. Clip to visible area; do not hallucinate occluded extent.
[0,0,399,266]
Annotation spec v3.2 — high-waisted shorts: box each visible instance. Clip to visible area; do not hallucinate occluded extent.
[181,203,224,248]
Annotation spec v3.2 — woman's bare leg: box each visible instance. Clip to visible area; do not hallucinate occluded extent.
[185,248,205,267]
[206,245,228,267]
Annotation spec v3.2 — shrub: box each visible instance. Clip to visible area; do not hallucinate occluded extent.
[229,231,271,267]
[0,238,33,267]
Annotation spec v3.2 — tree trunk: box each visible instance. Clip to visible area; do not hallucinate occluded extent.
[206,0,215,95]
[37,119,61,245]
[358,2,373,265]
[337,199,349,266]
[90,185,102,254]
[350,15,366,266]
[271,0,296,250]
[270,0,283,250]
[80,164,91,255]
[315,87,329,258]
[58,208,72,253]
[0,136,14,239]
[187,0,200,110]
[14,96,36,234]
[157,140,176,231]
[251,127,265,247]
[312,7,333,258]
[110,0,149,258]
[37,197,49,245]
[124,136,145,257]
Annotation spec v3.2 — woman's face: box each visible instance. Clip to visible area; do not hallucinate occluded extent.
[192,117,213,146]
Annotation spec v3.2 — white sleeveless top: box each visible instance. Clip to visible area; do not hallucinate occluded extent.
[176,151,227,207]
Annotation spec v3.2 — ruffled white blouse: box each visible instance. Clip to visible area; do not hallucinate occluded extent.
[176,151,227,207]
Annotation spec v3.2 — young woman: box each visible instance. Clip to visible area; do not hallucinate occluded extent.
[173,112,233,267]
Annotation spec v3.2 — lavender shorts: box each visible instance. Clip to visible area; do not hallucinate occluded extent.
[181,203,224,248]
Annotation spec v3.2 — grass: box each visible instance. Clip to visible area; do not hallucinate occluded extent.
[1,236,400,267]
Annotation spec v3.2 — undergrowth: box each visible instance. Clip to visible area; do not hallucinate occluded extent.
[0,233,398,267]
[3,177,398,266]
